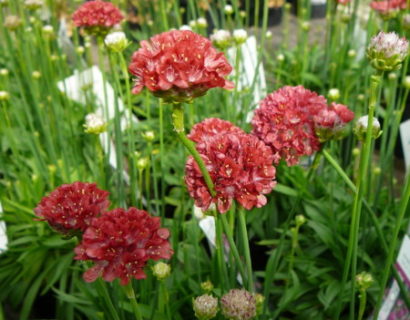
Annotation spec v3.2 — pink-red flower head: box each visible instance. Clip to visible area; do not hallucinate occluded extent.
[251,86,327,166]
[370,0,407,18]
[74,207,173,285]
[188,118,244,144]
[72,0,123,35]
[252,86,354,165]
[185,124,276,213]
[129,30,234,103]
[34,182,110,234]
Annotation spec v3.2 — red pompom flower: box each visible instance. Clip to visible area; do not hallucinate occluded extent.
[188,118,244,144]
[370,0,407,17]
[34,182,110,234]
[72,0,123,35]
[129,30,234,103]
[74,207,173,285]
[185,131,276,214]
[251,86,327,166]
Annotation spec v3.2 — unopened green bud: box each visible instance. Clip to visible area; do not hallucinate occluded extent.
[152,262,171,280]
[142,131,155,142]
[354,115,382,140]
[373,167,381,175]
[295,215,307,227]
[328,88,340,101]
[0,91,10,101]
[403,76,410,89]
[32,71,41,79]
[355,272,374,291]
[201,280,214,292]
[352,148,360,157]
[137,157,149,170]
[104,31,129,53]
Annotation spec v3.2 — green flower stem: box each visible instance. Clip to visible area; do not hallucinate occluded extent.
[323,149,410,311]
[238,207,254,292]
[335,73,381,320]
[374,170,410,319]
[220,214,247,286]
[216,215,229,291]
[358,289,367,320]
[124,282,143,320]
[95,279,121,320]
[171,103,216,197]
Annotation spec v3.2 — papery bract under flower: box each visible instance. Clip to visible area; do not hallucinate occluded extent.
[34,182,110,234]
[75,207,173,285]
[251,86,328,166]
[185,132,276,213]
[72,0,123,35]
[129,30,234,103]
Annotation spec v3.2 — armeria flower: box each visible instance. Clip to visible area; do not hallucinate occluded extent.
[74,207,173,285]
[221,289,257,320]
[370,0,406,18]
[104,31,129,52]
[367,32,409,71]
[34,182,110,234]
[313,102,355,142]
[185,132,276,213]
[193,294,219,320]
[210,29,232,50]
[187,118,244,144]
[129,30,234,103]
[251,86,328,166]
[338,0,351,5]
[72,0,123,36]
[84,113,107,134]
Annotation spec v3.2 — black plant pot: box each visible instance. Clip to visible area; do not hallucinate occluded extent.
[291,1,327,19]
[250,4,284,27]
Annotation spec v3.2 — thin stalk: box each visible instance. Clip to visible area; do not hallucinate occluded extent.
[124,282,143,320]
[238,207,254,292]
[358,290,367,320]
[171,103,216,197]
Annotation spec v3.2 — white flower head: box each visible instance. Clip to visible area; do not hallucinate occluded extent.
[104,31,129,52]
[233,29,248,45]
[355,115,382,140]
[369,32,408,59]
[84,113,107,134]
[210,29,232,49]
[42,25,53,35]
[328,88,340,101]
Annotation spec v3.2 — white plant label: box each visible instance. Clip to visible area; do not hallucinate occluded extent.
[0,201,7,253]
[378,235,410,319]
[400,119,410,173]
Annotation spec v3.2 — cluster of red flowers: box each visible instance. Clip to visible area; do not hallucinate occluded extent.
[72,0,123,34]
[34,182,110,234]
[251,86,354,166]
[35,182,173,285]
[370,0,407,17]
[185,118,276,213]
[74,207,173,285]
[129,30,234,103]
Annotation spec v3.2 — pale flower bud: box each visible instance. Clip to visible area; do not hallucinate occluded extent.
[328,88,340,101]
[193,294,218,320]
[189,20,197,28]
[152,262,171,280]
[224,4,234,15]
[180,25,192,31]
[197,17,208,28]
[76,46,85,54]
[210,29,232,49]
[354,115,382,140]
[403,76,410,89]
[0,91,10,101]
[355,272,374,291]
[221,289,256,320]
[0,69,9,76]
[104,31,129,52]
[348,49,356,58]
[367,32,409,71]
[84,113,107,134]
[388,72,397,80]
[32,71,41,79]
[201,280,214,292]
[265,30,273,39]
[142,131,155,142]
[42,25,54,37]
[137,157,149,170]
[233,29,248,45]
[295,214,307,227]
[276,53,285,62]
[24,0,43,10]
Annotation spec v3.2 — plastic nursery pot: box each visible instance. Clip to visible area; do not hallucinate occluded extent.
[250,0,284,27]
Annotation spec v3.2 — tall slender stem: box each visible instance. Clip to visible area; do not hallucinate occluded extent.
[124,282,143,320]
[171,103,216,197]
[238,207,254,292]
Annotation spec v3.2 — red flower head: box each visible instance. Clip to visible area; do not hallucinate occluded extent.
[338,0,351,4]
[370,0,407,17]
[72,0,123,35]
[34,182,110,234]
[314,102,355,141]
[129,30,234,103]
[188,118,244,144]
[251,86,328,166]
[185,132,276,213]
[74,207,173,285]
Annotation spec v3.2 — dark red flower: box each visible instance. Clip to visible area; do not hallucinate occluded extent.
[185,132,276,213]
[251,86,328,166]
[72,0,123,35]
[188,118,244,144]
[74,207,173,285]
[34,182,110,234]
[370,0,407,16]
[129,30,234,103]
